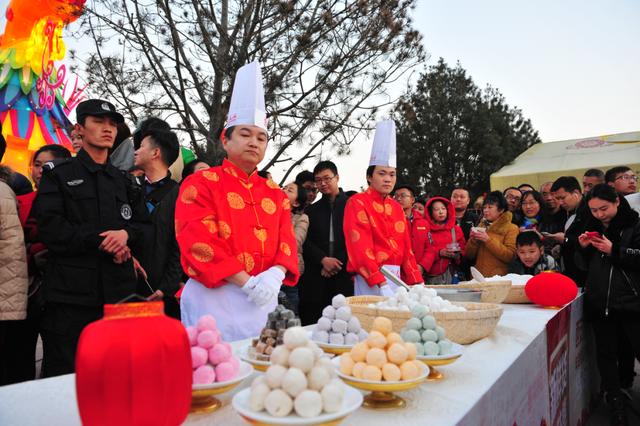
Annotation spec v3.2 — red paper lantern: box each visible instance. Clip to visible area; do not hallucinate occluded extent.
[76,302,192,426]
[525,272,578,307]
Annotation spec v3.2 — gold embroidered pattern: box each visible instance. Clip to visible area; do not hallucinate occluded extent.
[191,242,214,262]
[261,197,277,215]
[201,215,217,234]
[180,185,198,204]
[395,220,406,233]
[237,252,255,272]
[218,221,232,239]
[202,171,219,182]
[227,192,245,209]
[280,242,292,256]
[372,202,384,213]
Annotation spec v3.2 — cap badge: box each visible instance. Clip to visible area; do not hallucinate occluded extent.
[101,103,112,111]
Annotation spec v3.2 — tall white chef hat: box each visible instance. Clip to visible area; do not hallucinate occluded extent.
[225,61,268,131]
[368,119,397,168]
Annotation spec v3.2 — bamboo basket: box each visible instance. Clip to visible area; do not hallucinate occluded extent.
[426,280,511,304]
[432,302,503,344]
[346,297,503,345]
[503,284,531,304]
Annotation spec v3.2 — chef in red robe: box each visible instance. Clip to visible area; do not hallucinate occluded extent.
[175,62,299,340]
[344,120,424,296]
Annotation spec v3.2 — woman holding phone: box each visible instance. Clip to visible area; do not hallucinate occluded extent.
[576,183,640,424]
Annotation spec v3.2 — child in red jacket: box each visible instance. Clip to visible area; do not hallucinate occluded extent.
[422,197,466,283]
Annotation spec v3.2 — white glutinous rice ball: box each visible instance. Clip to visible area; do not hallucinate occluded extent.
[316,317,332,332]
[331,294,347,309]
[316,357,336,377]
[288,347,314,373]
[307,342,325,360]
[249,382,271,411]
[396,287,408,296]
[322,305,336,320]
[265,364,288,389]
[331,319,348,334]
[344,332,359,345]
[264,389,293,417]
[283,327,308,350]
[308,365,332,390]
[321,382,344,413]
[357,329,368,341]
[311,329,329,344]
[270,345,291,366]
[329,332,345,345]
[425,288,437,297]
[347,316,361,333]
[335,306,351,321]
[251,375,269,390]
[282,367,308,398]
[294,390,323,418]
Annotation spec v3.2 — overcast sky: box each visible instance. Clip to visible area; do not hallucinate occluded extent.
[2,0,638,191]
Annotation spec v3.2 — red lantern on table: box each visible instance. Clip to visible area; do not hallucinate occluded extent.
[76,301,192,426]
[525,271,578,307]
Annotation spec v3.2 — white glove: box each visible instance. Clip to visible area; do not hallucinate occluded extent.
[379,284,395,297]
[247,267,286,307]
[241,276,259,297]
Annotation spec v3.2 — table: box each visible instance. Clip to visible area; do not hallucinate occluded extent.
[0,296,597,426]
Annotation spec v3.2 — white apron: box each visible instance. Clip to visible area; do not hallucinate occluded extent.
[354,265,401,296]
[180,278,277,342]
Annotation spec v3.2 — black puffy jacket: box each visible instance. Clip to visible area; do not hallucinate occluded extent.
[576,198,640,318]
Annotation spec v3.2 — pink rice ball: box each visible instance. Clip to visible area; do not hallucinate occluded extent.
[193,364,216,385]
[228,355,239,370]
[186,326,198,346]
[191,346,208,369]
[215,361,238,382]
[197,315,217,332]
[208,343,231,365]
[197,330,220,349]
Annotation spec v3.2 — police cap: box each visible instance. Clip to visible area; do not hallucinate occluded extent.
[76,99,125,124]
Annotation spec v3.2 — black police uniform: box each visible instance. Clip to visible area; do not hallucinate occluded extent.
[35,149,145,377]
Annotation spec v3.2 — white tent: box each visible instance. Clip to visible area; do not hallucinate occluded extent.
[490,131,640,191]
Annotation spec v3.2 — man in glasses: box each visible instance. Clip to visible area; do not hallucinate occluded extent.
[298,161,352,325]
[295,170,318,207]
[503,187,523,225]
[605,166,637,196]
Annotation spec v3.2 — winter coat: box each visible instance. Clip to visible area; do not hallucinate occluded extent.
[465,210,518,277]
[0,181,28,320]
[407,210,431,273]
[575,197,640,318]
[422,197,466,277]
[292,212,309,275]
[509,253,559,275]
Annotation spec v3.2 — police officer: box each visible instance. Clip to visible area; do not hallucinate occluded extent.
[35,99,146,377]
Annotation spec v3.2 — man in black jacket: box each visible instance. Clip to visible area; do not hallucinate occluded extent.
[36,99,146,377]
[133,126,182,318]
[298,161,352,325]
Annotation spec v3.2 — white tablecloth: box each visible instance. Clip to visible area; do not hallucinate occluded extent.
[0,303,583,426]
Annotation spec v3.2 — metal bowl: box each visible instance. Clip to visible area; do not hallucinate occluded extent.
[435,288,482,302]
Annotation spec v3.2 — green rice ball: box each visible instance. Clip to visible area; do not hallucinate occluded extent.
[435,325,446,341]
[411,304,428,319]
[421,329,438,342]
[402,329,421,343]
[413,342,425,356]
[423,341,440,356]
[405,317,422,330]
[421,315,436,330]
[438,340,452,355]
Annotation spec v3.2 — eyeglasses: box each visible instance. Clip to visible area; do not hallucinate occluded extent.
[394,194,413,200]
[615,174,638,182]
[505,195,521,202]
[521,201,538,207]
[313,175,336,185]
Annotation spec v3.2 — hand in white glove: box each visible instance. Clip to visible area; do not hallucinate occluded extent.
[379,284,395,297]
[241,276,259,297]
[247,267,286,307]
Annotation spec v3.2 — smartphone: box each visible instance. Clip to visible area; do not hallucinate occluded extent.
[585,231,602,239]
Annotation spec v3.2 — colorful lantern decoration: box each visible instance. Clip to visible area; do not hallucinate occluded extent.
[0,0,87,177]
[76,302,192,426]
[525,271,578,307]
